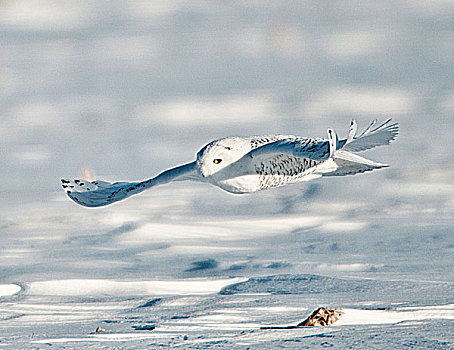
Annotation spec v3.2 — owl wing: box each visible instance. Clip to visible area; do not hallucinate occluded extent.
[246,119,397,183]
[341,119,399,152]
[61,161,199,207]
[247,137,331,162]
[247,119,398,161]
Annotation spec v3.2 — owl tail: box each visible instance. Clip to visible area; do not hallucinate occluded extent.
[323,150,389,176]
[320,119,397,177]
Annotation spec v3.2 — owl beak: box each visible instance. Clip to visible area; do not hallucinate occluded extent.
[199,166,208,178]
[200,168,213,179]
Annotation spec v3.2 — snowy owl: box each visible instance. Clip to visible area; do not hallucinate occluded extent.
[61,119,398,207]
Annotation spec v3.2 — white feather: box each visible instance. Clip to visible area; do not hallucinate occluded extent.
[61,162,197,207]
[344,119,399,152]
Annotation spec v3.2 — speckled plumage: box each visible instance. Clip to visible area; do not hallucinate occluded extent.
[61,119,398,207]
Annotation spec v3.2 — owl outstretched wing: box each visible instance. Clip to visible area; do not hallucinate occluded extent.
[245,119,398,183]
[247,119,398,161]
[61,161,198,207]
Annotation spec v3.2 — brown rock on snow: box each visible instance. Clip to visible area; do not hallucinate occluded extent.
[297,307,343,327]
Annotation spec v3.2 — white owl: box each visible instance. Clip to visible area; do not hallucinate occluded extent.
[61,119,398,207]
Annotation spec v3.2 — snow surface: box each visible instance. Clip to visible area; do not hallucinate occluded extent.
[0,285,21,297]
[0,0,453,349]
[28,278,246,297]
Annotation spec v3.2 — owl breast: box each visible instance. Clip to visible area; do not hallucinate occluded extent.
[215,175,262,194]
[210,154,320,193]
[254,154,320,190]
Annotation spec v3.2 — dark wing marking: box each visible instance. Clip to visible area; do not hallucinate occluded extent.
[248,137,330,162]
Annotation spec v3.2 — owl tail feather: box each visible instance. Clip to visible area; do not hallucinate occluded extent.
[323,150,388,176]
[320,120,391,177]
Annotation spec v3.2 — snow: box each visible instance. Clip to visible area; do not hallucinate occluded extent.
[32,333,171,344]
[0,284,21,297]
[303,86,417,118]
[28,278,246,297]
[336,306,454,326]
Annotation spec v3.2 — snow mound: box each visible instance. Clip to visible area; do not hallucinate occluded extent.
[28,278,246,297]
[0,284,21,297]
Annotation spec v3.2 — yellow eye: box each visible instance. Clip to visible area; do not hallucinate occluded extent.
[213,159,222,164]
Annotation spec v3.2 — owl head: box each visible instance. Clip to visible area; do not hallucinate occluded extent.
[196,137,251,178]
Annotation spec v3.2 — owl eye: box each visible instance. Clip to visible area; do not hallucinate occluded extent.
[213,159,222,164]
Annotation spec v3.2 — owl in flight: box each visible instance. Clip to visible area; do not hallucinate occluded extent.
[61,119,398,207]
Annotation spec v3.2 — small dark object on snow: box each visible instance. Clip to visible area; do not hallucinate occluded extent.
[133,325,156,331]
[138,298,162,308]
[261,307,342,329]
[297,307,342,327]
